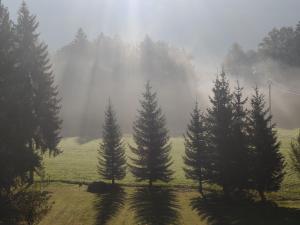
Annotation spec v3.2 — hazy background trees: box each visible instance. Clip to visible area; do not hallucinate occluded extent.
[224,22,300,129]
[54,20,300,139]
[53,30,199,139]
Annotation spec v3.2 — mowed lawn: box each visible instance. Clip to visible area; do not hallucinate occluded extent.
[43,129,300,187]
[39,129,300,225]
[43,135,188,185]
[39,183,300,225]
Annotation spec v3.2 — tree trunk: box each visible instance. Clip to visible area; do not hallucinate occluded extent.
[259,190,266,202]
[29,141,34,185]
[223,185,230,199]
[29,170,34,185]
[199,180,205,199]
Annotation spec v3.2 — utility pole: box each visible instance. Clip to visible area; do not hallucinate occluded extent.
[268,80,272,114]
[268,80,272,126]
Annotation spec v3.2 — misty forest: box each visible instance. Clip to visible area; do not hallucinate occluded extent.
[1,1,300,225]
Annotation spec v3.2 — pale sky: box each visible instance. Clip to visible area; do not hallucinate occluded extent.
[3,0,300,60]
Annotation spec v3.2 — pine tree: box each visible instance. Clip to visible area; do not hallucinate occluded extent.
[290,130,300,178]
[129,82,173,186]
[14,2,62,183]
[0,1,41,195]
[231,81,250,190]
[98,100,126,184]
[183,101,207,196]
[206,70,234,195]
[248,87,285,201]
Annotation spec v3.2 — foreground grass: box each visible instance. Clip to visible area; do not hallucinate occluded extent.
[39,183,202,225]
[39,182,300,225]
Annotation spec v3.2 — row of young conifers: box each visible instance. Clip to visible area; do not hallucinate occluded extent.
[98,72,294,201]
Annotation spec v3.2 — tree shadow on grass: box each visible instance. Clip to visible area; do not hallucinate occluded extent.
[190,192,300,225]
[88,182,126,225]
[130,186,180,225]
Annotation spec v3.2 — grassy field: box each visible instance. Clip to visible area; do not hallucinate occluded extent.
[43,135,188,185]
[43,129,300,187]
[39,182,300,225]
[38,128,300,225]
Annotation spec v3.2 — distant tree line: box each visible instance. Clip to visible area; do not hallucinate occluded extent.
[225,20,300,80]
[224,21,300,130]
[0,2,61,224]
[98,73,285,201]
[54,28,197,139]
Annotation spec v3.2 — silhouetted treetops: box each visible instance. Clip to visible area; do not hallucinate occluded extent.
[97,74,285,201]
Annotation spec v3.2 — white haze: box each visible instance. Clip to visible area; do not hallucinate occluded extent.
[3,0,300,60]
[3,0,300,137]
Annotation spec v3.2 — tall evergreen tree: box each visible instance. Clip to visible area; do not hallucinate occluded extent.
[248,87,285,201]
[129,82,173,186]
[98,100,126,184]
[231,81,250,190]
[206,70,234,195]
[14,2,62,182]
[290,130,300,178]
[0,1,41,195]
[183,101,207,196]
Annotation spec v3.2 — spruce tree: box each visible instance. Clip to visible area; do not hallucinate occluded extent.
[290,130,300,178]
[231,81,250,190]
[14,2,62,182]
[129,82,173,186]
[206,70,234,195]
[248,87,285,201]
[98,100,126,184]
[183,101,207,196]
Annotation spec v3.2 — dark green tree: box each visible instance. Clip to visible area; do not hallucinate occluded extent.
[206,70,234,196]
[290,130,300,178]
[183,101,208,197]
[14,2,62,182]
[0,1,15,192]
[0,2,56,224]
[231,81,250,190]
[0,0,41,195]
[248,87,285,201]
[98,100,126,184]
[129,82,173,186]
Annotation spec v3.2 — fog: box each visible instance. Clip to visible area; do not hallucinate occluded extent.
[4,0,300,58]
[53,32,199,138]
[3,0,300,138]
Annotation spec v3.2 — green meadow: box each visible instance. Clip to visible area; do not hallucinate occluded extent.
[38,129,300,225]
